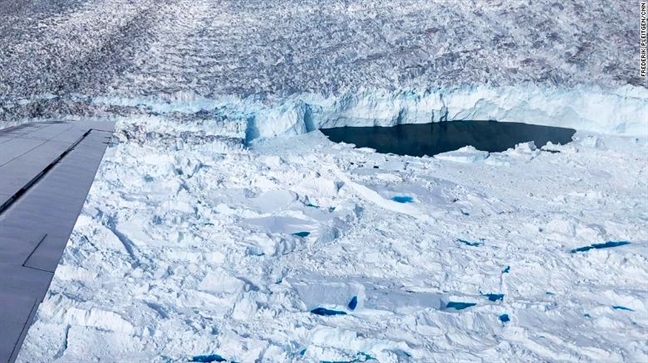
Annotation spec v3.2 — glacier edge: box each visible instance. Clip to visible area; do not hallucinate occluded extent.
[5,84,645,142]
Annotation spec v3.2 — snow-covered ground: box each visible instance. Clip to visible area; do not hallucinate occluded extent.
[3,0,647,361]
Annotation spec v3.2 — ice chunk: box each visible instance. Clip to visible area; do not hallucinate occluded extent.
[579,135,607,149]
[434,146,489,164]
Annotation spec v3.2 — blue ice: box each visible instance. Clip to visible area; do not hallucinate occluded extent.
[612,305,634,311]
[311,307,347,316]
[392,196,414,203]
[570,241,630,253]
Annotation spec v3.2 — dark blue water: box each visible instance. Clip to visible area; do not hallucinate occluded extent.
[321,121,575,157]
[457,238,482,247]
[190,354,226,362]
[571,241,631,253]
[499,314,510,323]
[392,196,413,203]
[445,301,477,310]
[292,231,311,238]
[311,307,347,316]
[348,296,358,310]
[483,293,504,302]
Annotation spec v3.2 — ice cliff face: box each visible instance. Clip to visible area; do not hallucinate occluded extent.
[3,83,646,139]
[245,85,648,141]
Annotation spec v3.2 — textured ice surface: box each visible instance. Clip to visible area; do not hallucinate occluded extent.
[0,0,643,99]
[16,127,648,362]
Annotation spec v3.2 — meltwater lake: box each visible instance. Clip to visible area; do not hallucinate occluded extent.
[321,121,576,157]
